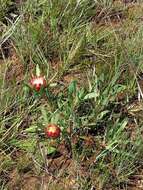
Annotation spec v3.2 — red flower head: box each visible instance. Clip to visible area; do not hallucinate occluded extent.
[45,124,61,138]
[30,76,46,91]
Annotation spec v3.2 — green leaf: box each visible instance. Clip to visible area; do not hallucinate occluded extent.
[49,82,58,87]
[97,110,109,120]
[68,80,77,95]
[41,106,49,123]
[36,64,41,77]
[25,125,38,133]
[77,88,85,100]
[10,139,36,152]
[84,90,99,100]
[51,112,60,123]
[47,146,56,154]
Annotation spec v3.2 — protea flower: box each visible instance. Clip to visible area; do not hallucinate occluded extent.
[30,76,46,91]
[45,124,61,138]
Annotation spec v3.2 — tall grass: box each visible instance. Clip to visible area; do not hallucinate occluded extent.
[1,0,143,189]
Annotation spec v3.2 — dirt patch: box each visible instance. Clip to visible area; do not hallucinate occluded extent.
[1,45,34,86]
[0,40,12,59]
[3,136,98,190]
[7,170,41,190]
[123,0,137,4]
[5,53,24,84]
[63,71,87,87]
[92,8,126,27]
[127,169,143,190]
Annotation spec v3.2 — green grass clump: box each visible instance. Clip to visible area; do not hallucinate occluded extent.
[1,0,143,189]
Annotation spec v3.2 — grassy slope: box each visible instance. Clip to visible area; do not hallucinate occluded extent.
[1,0,143,189]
